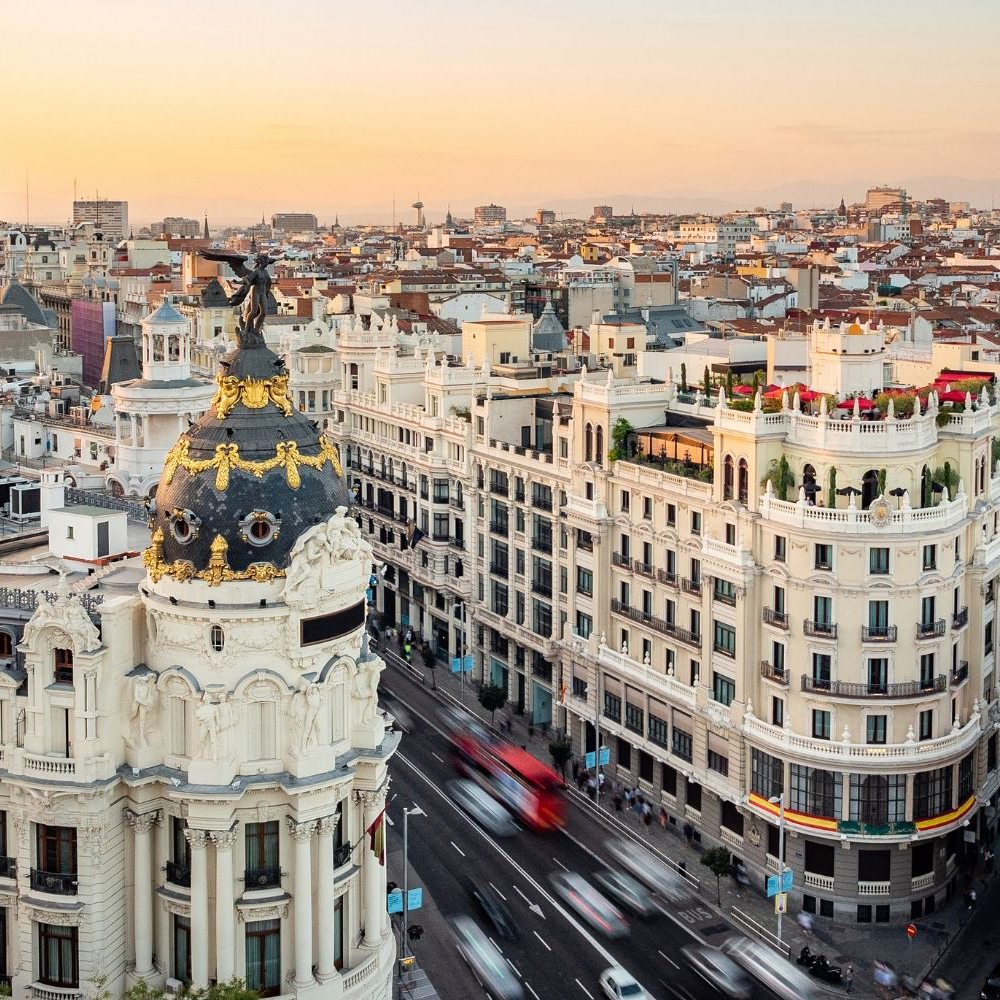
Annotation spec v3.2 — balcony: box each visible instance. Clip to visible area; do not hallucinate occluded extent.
[166,860,191,887]
[858,880,891,896]
[862,625,897,642]
[612,552,630,569]
[532,656,553,682]
[713,587,736,607]
[0,856,15,879]
[334,843,353,868]
[657,569,678,587]
[532,495,553,512]
[244,866,282,889]
[953,607,969,629]
[633,559,655,579]
[514,489,526,504]
[30,868,77,895]
[490,481,509,498]
[681,577,702,596]
[803,871,835,891]
[760,661,789,685]
[532,536,552,554]
[762,608,788,629]
[916,619,946,640]
[802,674,947,698]
[489,520,508,536]
[450,495,464,510]
[951,661,969,686]
[803,620,837,639]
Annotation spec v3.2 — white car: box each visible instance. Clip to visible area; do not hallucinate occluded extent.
[720,936,820,1000]
[599,967,648,999]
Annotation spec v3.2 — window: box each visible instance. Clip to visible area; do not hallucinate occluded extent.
[672,728,692,762]
[642,496,652,520]
[691,511,701,535]
[814,595,832,625]
[812,709,831,740]
[248,701,277,761]
[0,633,10,658]
[617,738,632,771]
[245,919,281,997]
[751,748,783,800]
[210,625,225,653]
[686,780,702,812]
[814,543,832,570]
[790,764,842,819]
[620,490,630,512]
[913,766,953,821]
[39,923,78,988]
[849,773,906,826]
[923,544,936,571]
[708,750,729,776]
[53,647,73,685]
[959,752,975,801]
[918,709,933,741]
[920,653,936,688]
[774,535,786,562]
[576,566,593,597]
[771,696,784,727]
[575,611,592,639]
[37,825,76,877]
[245,821,280,889]
[811,653,831,688]
[666,503,676,527]
[869,547,889,574]
[866,715,887,745]
[648,712,668,747]
[712,672,735,706]
[713,620,736,657]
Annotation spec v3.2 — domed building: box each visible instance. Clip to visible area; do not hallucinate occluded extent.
[1,325,397,998]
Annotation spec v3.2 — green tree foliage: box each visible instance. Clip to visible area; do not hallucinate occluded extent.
[123,978,261,999]
[933,461,959,500]
[548,732,573,779]
[478,683,507,726]
[762,456,794,501]
[827,467,837,508]
[679,363,687,391]
[703,365,712,393]
[608,418,633,463]
[700,846,733,905]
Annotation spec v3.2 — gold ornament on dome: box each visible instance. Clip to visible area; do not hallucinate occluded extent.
[211,373,292,420]
[161,436,342,492]
[142,528,285,586]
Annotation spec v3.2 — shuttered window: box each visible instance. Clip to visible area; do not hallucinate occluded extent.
[248,702,277,761]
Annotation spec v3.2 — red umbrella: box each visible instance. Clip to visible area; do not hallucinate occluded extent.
[732,384,754,396]
[798,389,821,402]
[765,383,803,399]
[939,390,967,403]
[836,397,874,410]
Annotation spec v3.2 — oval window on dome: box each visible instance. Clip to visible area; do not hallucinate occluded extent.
[240,510,279,548]
[169,508,201,545]
[210,625,225,652]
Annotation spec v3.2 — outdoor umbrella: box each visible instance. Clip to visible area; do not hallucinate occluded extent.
[732,384,754,396]
[836,397,874,410]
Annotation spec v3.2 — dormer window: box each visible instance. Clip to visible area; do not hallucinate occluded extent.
[54,648,73,685]
[0,633,11,658]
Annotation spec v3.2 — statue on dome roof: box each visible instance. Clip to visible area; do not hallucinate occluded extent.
[200,248,284,348]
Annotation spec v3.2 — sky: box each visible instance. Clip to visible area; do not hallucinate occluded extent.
[2,0,1000,225]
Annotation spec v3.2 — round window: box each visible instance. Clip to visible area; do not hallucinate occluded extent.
[169,509,200,545]
[210,625,225,652]
[240,511,278,547]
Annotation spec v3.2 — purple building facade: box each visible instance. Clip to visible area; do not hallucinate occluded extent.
[71,298,116,387]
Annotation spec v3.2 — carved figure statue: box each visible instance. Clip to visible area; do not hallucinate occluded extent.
[128,674,158,749]
[195,691,236,761]
[352,658,380,723]
[200,249,284,348]
[291,683,322,752]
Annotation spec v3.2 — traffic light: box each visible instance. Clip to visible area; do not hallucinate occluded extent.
[407,924,423,941]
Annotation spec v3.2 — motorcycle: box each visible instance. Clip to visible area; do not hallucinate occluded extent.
[807,954,843,984]
[796,945,816,967]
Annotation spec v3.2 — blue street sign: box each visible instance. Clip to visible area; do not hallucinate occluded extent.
[585,747,610,769]
[451,654,474,674]
[407,887,423,911]
[766,869,793,898]
[387,890,403,914]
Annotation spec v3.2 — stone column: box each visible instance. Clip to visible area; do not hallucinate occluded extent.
[210,828,238,984]
[155,817,170,974]
[126,809,159,979]
[186,829,210,988]
[289,819,317,987]
[355,788,387,945]
[316,815,337,981]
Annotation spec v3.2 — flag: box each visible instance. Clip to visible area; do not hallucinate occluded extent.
[367,808,385,866]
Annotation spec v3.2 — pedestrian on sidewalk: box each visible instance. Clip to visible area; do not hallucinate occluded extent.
[642,802,652,827]
[658,806,668,829]
[613,788,623,813]
[572,758,580,783]
[796,911,813,936]
[598,770,605,793]
[843,963,854,995]
[586,775,596,800]
[683,822,693,845]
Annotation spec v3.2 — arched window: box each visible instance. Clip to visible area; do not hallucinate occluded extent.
[723,456,734,500]
[861,469,879,510]
[738,459,749,506]
[0,633,12,658]
[584,424,593,463]
[595,425,605,465]
[210,625,225,653]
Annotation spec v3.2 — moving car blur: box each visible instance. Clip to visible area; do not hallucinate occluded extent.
[721,936,820,1000]
[681,944,752,999]
[599,966,648,999]
[449,914,524,1000]
[592,868,656,917]
[603,838,691,904]
[549,871,629,938]
[467,879,519,940]
[445,778,519,837]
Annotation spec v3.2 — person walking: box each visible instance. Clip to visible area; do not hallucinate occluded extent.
[572,758,580,783]
[843,963,854,995]
[658,806,668,829]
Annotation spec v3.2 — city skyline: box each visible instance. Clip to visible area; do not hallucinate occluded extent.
[3,0,1000,225]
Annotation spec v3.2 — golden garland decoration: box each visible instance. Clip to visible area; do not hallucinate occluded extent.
[211,372,293,420]
[162,435,342,492]
[143,528,285,586]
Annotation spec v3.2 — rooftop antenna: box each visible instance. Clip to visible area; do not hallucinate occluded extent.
[25,170,29,228]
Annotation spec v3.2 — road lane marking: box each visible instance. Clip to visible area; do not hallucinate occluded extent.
[432,751,444,762]
[513,884,532,905]
[525,984,540,1000]
[506,958,521,976]
[488,882,507,900]
[490,937,503,954]
[553,856,569,871]
[575,979,594,999]
[658,949,679,968]
[450,841,465,857]
[534,930,551,951]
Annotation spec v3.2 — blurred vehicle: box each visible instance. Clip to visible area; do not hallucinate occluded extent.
[446,779,519,837]
[981,963,1000,1000]
[598,966,648,999]
[467,880,519,940]
[549,872,628,939]
[593,868,656,917]
[450,914,524,1000]
[450,723,564,830]
[378,690,414,732]
[681,944,752,999]
[603,838,691,903]
[721,936,820,1000]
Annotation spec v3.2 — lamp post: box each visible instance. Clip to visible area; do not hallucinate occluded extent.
[769,792,787,943]
[401,805,425,962]
[455,600,466,707]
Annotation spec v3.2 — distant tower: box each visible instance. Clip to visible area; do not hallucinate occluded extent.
[837,197,847,219]
[203,213,210,240]
[445,205,454,229]
[412,194,425,229]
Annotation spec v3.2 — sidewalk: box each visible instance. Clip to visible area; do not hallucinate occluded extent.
[382,638,983,998]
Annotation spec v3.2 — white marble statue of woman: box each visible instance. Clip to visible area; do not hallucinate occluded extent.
[129,674,158,749]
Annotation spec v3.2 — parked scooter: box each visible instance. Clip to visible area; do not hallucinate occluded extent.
[795,946,843,984]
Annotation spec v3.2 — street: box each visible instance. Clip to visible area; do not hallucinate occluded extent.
[382,659,785,1000]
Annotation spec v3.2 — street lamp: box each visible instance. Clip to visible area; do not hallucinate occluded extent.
[769,792,787,943]
[455,601,466,707]
[401,805,425,964]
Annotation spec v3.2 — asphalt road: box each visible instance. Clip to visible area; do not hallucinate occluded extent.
[382,660,783,1000]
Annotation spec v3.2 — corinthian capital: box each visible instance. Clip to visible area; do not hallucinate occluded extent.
[317,814,340,837]
[184,828,209,850]
[287,818,317,842]
[124,809,160,835]
[209,828,238,851]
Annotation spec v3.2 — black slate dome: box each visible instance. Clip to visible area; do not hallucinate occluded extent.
[147,343,351,584]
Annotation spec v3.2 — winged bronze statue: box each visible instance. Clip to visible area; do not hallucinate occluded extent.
[200,249,283,347]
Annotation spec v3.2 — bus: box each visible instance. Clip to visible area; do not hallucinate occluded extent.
[450,723,565,831]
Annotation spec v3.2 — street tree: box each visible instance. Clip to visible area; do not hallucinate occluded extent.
[548,732,573,779]
[700,846,733,905]
[478,682,507,726]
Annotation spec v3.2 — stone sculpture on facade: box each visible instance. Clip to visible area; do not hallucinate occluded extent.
[195,690,237,761]
[128,673,158,749]
[291,682,323,752]
[352,656,380,723]
[21,573,101,653]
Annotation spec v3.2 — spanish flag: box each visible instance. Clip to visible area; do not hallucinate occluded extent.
[367,809,385,866]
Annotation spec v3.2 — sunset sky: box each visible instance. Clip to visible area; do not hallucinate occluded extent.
[2,0,999,224]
